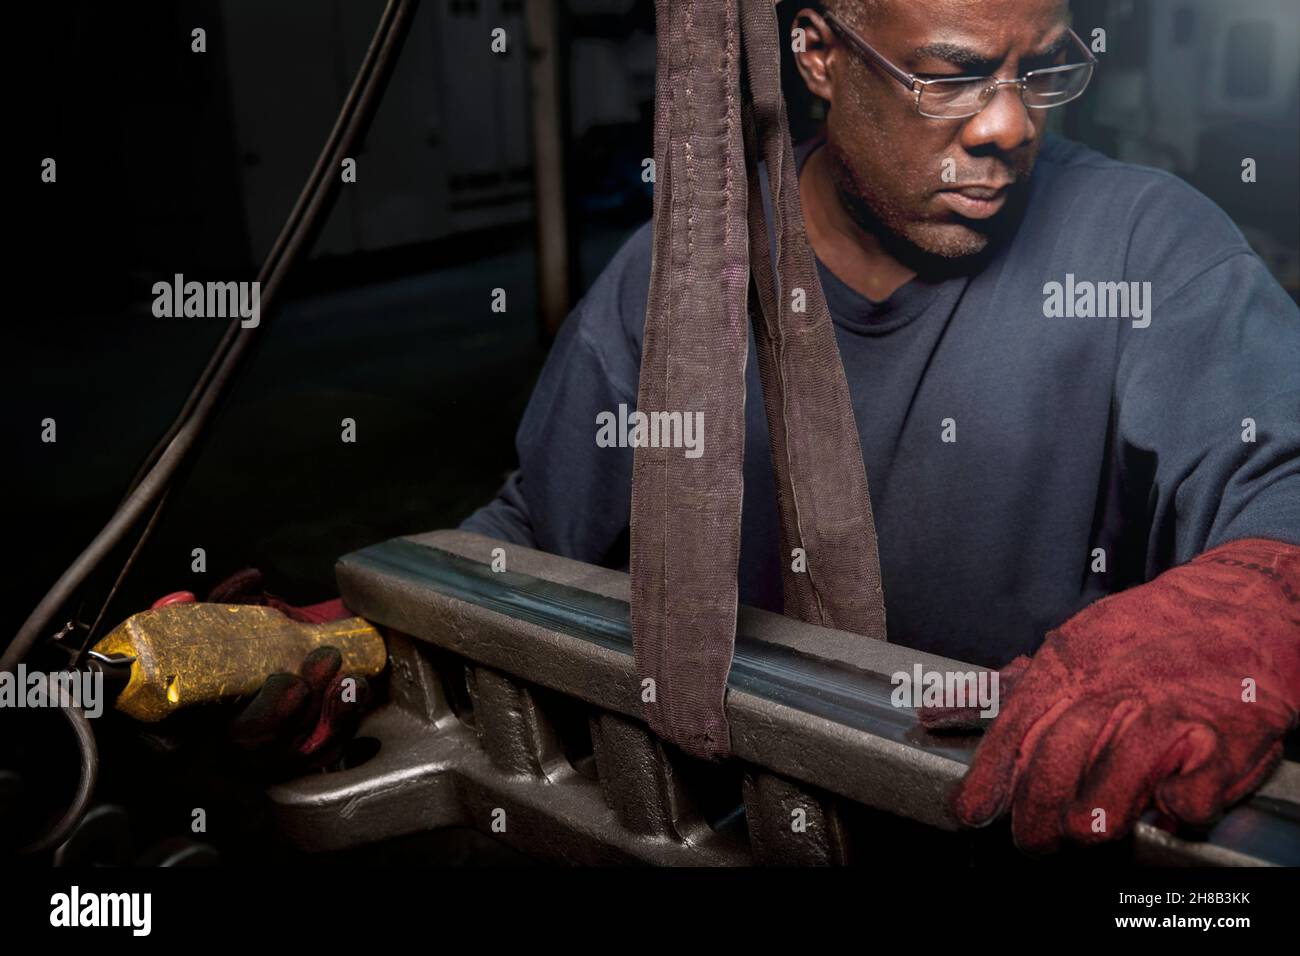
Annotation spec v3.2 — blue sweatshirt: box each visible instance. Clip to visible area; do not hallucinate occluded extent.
[461,135,1300,668]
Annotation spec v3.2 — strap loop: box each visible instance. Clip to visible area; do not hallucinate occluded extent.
[631,0,886,762]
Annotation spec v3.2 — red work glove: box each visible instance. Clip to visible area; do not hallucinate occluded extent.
[201,570,370,772]
[951,538,1300,855]
[206,567,348,624]
[919,655,1032,732]
[230,645,372,772]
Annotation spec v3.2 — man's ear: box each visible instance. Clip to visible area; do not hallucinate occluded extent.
[791,8,837,103]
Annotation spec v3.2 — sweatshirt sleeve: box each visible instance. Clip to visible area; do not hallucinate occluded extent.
[459,224,652,567]
[1114,245,1300,580]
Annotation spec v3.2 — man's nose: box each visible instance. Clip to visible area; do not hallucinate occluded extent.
[959,82,1037,155]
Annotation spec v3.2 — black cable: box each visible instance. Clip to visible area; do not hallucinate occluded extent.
[3,0,420,677]
[9,0,420,856]
[17,704,99,855]
[119,0,402,500]
[78,0,408,654]
[76,487,172,662]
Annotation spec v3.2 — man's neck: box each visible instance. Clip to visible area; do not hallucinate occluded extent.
[799,143,916,302]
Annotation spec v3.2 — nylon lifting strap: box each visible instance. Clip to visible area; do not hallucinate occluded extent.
[631,0,887,762]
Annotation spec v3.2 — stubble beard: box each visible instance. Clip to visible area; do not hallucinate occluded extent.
[824,137,1038,269]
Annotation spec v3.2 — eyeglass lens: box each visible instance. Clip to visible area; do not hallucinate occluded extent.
[919,65,1092,118]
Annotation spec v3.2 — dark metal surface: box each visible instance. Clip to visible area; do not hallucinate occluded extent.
[345,536,970,759]
[269,633,748,864]
[264,530,1300,865]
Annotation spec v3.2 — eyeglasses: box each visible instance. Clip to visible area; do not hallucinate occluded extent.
[821,10,1096,120]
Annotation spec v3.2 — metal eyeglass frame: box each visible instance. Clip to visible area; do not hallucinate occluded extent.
[820,9,1097,120]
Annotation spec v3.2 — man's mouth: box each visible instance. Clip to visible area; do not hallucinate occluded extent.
[937,183,1013,220]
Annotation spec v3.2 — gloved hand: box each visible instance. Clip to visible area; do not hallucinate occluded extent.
[155,570,372,773]
[205,567,348,625]
[229,644,372,772]
[919,655,1032,732]
[950,538,1300,855]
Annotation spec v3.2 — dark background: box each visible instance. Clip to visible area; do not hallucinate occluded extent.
[8,0,1298,666]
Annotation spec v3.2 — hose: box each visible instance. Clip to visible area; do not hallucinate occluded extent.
[3,0,420,676]
[7,0,421,853]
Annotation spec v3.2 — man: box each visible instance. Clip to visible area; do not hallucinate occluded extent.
[463,0,1300,853]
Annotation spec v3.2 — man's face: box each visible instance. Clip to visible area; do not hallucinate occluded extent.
[807,0,1072,260]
